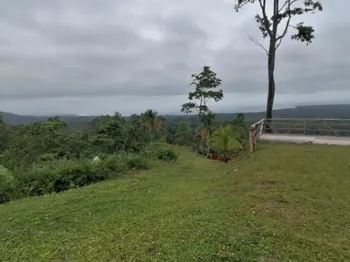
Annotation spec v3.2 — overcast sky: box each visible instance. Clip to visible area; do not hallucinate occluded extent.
[0,0,349,115]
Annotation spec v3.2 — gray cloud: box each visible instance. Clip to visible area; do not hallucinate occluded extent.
[0,0,349,115]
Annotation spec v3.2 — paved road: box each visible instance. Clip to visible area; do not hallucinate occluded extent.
[259,134,350,146]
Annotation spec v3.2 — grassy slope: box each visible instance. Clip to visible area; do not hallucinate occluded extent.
[1,143,349,261]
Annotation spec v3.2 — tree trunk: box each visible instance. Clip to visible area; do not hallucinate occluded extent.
[206,138,210,157]
[265,47,276,133]
[265,0,278,133]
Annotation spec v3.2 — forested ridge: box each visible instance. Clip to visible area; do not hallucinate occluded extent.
[2,104,350,129]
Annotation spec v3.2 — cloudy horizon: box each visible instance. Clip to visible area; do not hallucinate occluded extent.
[0,0,349,115]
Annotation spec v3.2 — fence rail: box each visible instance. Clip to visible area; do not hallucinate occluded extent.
[248,118,350,152]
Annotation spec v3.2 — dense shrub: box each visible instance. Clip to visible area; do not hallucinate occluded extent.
[103,155,128,173]
[126,155,150,170]
[13,160,111,197]
[155,148,179,162]
[0,153,153,204]
[0,173,17,204]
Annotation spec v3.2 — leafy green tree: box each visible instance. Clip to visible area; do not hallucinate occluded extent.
[42,116,67,131]
[181,66,223,152]
[1,118,69,170]
[60,131,92,159]
[92,112,126,152]
[234,0,323,125]
[181,66,223,116]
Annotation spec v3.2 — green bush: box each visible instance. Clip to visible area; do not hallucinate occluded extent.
[1,154,153,204]
[155,148,179,162]
[0,166,21,204]
[103,155,128,173]
[38,153,60,162]
[0,173,17,204]
[0,179,14,203]
[12,160,111,198]
[126,155,150,170]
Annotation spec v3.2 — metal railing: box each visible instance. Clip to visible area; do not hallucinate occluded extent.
[249,118,350,152]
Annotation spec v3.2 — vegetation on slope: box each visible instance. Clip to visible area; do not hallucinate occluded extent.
[0,67,249,204]
[1,143,349,261]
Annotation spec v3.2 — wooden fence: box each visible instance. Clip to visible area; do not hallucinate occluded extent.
[249,118,350,152]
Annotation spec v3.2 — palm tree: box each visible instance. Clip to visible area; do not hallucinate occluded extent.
[209,124,241,161]
[140,109,163,142]
[123,121,148,153]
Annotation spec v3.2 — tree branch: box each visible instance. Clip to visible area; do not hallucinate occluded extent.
[257,0,272,37]
[275,38,283,50]
[278,0,297,13]
[276,0,298,42]
[248,35,268,55]
[278,0,289,13]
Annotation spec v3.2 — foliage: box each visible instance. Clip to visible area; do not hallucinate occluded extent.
[196,111,217,155]
[234,0,323,120]
[0,166,16,203]
[0,153,152,204]
[181,67,224,153]
[12,160,111,198]
[139,109,163,142]
[92,112,126,152]
[126,155,150,170]
[209,124,241,160]
[0,111,156,170]
[181,66,223,115]
[231,113,249,145]
[139,109,163,133]
[101,155,128,174]
[1,118,70,170]
[155,148,179,162]
[174,121,193,146]
[122,120,150,153]
[0,110,160,203]
[0,101,244,205]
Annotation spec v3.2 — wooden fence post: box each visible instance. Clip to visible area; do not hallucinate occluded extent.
[249,128,255,152]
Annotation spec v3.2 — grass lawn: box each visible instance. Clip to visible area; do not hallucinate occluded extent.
[1,143,350,261]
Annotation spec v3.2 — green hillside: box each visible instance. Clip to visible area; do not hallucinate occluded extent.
[1,143,349,261]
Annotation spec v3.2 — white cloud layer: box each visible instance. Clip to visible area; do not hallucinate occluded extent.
[0,0,349,115]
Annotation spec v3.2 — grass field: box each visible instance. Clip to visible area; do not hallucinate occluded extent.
[1,143,350,261]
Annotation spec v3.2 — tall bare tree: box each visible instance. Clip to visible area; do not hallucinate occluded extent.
[234,0,323,130]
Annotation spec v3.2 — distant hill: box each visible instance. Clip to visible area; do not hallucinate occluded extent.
[166,104,350,124]
[0,112,97,131]
[2,104,350,128]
